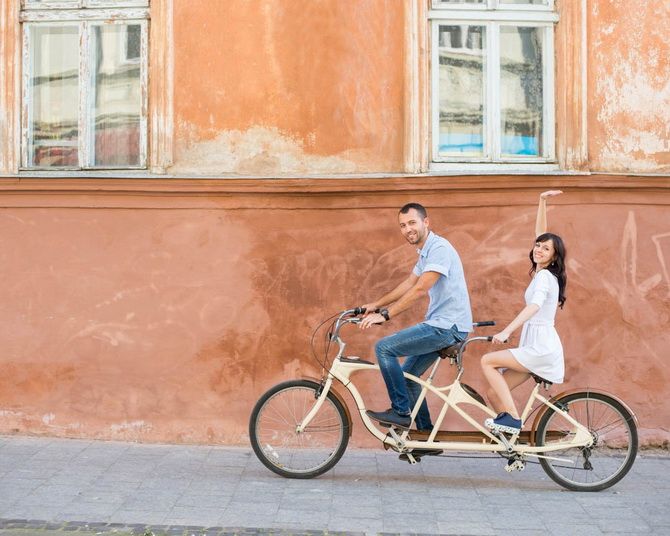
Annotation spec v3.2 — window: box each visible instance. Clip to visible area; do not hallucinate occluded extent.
[20,0,149,169]
[430,0,558,167]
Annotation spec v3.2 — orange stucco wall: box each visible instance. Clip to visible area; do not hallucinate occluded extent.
[166,0,670,176]
[0,180,668,446]
[0,2,669,448]
[172,0,405,175]
[588,0,670,173]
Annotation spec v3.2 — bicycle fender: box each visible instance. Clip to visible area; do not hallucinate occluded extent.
[529,387,639,445]
[301,375,354,437]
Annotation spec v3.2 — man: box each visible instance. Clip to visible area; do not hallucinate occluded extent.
[359,203,473,430]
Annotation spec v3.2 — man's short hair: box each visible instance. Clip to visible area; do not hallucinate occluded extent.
[399,203,428,219]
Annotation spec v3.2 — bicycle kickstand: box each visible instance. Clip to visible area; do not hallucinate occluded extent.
[387,428,420,464]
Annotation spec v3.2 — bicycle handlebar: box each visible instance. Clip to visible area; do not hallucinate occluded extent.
[327,310,501,372]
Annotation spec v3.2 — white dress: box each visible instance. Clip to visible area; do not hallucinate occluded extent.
[509,269,564,384]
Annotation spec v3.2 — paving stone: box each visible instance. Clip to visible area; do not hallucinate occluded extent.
[0,436,668,536]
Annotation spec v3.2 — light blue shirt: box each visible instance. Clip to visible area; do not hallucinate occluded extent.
[412,231,473,333]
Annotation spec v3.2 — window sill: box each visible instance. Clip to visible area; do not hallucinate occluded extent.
[429,162,561,175]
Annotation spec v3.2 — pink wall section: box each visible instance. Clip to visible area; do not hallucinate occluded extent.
[0,2,668,448]
[0,184,668,446]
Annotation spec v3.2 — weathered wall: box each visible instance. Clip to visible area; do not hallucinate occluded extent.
[171,0,405,175]
[0,2,669,449]
[0,180,668,447]
[588,0,670,173]
[167,0,670,176]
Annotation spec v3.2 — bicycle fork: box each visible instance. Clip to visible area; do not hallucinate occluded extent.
[294,376,334,433]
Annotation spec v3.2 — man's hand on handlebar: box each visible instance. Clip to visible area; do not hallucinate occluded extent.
[357,304,377,317]
[358,312,386,329]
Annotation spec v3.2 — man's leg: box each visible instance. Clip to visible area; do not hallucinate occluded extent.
[403,353,439,431]
[371,323,458,427]
[404,325,468,430]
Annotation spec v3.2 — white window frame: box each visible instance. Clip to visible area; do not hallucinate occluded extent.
[429,0,559,172]
[22,1,148,10]
[20,3,149,170]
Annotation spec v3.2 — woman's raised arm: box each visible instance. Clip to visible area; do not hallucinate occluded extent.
[535,190,563,238]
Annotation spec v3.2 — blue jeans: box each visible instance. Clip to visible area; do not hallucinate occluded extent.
[375,323,467,430]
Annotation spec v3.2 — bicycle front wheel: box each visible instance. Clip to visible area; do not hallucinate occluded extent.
[249,379,350,479]
[536,391,638,491]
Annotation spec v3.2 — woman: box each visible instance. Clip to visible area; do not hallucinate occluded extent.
[481,190,567,433]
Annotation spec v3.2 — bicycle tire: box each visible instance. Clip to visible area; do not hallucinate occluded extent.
[249,379,350,478]
[535,391,638,491]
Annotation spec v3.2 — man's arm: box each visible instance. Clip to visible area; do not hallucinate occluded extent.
[361,273,418,313]
[359,271,440,329]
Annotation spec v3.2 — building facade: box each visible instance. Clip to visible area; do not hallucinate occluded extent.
[0,0,668,447]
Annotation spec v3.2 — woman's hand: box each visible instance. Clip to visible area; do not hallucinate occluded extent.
[492,330,512,345]
[540,190,563,199]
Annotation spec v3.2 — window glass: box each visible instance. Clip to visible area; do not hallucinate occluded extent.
[27,25,79,168]
[499,26,543,157]
[437,25,486,158]
[89,23,142,166]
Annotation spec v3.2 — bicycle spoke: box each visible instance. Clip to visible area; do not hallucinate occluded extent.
[250,382,349,477]
[537,392,637,491]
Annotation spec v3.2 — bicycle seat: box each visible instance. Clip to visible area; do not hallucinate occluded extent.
[531,373,553,387]
[438,341,465,360]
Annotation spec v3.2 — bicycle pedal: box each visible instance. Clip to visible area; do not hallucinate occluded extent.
[504,459,526,473]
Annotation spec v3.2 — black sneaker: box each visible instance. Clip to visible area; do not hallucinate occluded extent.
[366,408,411,429]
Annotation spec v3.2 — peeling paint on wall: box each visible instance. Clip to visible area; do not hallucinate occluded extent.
[172,1,405,175]
[590,0,670,172]
[172,125,358,175]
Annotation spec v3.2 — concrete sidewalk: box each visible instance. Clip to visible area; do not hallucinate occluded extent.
[0,436,668,536]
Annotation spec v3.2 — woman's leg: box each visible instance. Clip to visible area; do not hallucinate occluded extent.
[481,350,530,419]
[485,369,531,414]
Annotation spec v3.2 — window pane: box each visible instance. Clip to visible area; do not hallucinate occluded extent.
[90,23,143,167]
[437,25,486,158]
[500,26,543,157]
[27,25,79,168]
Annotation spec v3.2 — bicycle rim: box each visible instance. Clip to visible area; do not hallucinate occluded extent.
[250,381,349,478]
[537,392,638,491]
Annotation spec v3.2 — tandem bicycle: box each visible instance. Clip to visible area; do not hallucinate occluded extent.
[249,308,638,491]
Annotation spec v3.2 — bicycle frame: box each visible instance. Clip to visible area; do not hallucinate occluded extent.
[297,310,594,462]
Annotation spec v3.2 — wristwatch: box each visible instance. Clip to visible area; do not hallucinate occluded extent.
[379,308,391,321]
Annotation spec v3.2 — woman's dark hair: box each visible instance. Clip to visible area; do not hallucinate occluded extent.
[529,232,567,308]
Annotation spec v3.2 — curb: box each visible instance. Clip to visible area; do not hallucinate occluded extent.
[0,520,364,536]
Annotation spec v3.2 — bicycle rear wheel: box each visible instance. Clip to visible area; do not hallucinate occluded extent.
[535,391,638,491]
[249,379,350,478]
